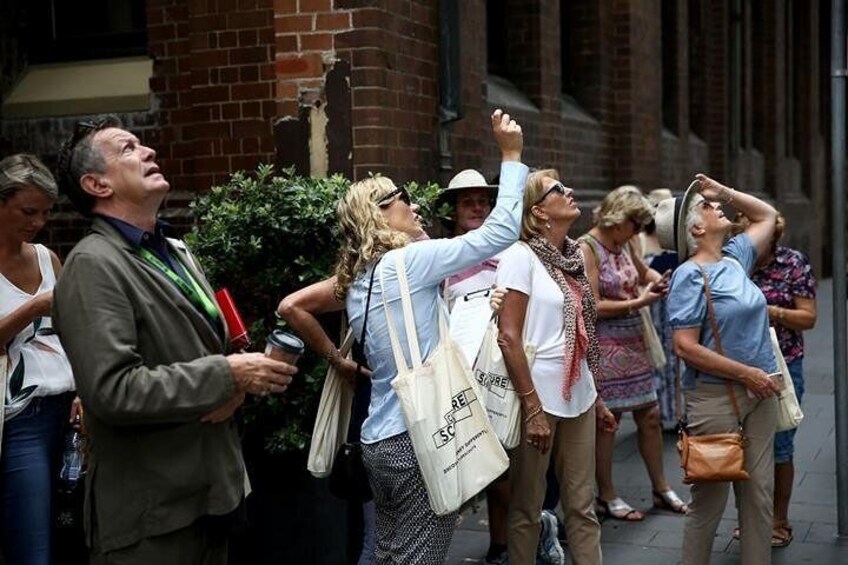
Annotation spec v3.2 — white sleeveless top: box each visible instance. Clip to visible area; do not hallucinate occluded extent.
[1,244,75,421]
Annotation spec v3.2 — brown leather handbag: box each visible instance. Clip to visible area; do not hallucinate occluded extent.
[675,268,750,484]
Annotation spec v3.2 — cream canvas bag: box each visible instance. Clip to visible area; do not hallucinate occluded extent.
[383,250,509,515]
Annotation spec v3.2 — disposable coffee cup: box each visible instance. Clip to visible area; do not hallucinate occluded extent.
[265,330,305,365]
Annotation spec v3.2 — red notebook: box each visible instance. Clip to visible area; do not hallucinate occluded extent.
[214,288,251,350]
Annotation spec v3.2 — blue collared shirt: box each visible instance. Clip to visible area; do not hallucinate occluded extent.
[667,233,777,389]
[347,161,528,444]
[99,215,187,278]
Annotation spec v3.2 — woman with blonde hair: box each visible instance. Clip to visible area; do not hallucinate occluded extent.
[580,186,686,521]
[279,109,527,564]
[497,169,616,564]
[0,154,78,565]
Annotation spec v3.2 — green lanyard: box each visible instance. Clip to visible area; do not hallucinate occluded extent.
[137,247,219,322]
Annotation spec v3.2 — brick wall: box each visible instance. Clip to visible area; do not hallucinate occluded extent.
[0,0,831,271]
[147,0,277,204]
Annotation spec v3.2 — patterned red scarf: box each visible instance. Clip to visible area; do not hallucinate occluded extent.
[526,235,600,400]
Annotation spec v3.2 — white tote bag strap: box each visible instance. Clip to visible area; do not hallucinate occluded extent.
[392,251,424,366]
[379,253,415,373]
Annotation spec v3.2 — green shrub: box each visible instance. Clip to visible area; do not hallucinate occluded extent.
[186,164,447,453]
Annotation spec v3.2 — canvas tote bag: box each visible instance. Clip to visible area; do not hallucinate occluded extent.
[473,319,535,449]
[382,251,509,515]
[640,306,667,369]
[307,328,356,478]
[769,327,804,432]
[472,242,537,449]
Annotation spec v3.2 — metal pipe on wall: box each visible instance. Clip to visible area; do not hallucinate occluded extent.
[831,0,848,538]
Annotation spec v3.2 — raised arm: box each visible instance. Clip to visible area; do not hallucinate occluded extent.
[406,110,528,287]
[695,173,776,259]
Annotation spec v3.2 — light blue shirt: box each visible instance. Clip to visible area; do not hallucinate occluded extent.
[347,161,528,444]
[667,233,777,389]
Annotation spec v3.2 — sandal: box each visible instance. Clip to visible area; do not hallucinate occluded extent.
[732,524,794,548]
[595,497,645,521]
[652,489,689,514]
[772,523,793,548]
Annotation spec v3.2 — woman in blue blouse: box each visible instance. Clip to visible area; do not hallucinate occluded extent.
[280,109,527,564]
[656,174,781,565]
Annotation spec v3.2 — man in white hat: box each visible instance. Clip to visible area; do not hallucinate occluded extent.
[440,169,500,308]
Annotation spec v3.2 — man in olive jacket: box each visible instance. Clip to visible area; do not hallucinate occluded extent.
[52,117,295,564]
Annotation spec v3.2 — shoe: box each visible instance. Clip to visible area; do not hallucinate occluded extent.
[556,516,567,547]
[771,522,793,548]
[595,497,645,521]
[485,550,508,564]
[652,489,689,514]
[537,510,565,565]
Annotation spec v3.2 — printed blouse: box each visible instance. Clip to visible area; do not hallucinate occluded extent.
[750,246,816,364]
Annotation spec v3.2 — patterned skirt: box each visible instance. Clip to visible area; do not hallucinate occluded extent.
[595,313,657,412]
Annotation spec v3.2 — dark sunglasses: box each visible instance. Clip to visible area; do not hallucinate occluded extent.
[71,118,110,145]
[534,181,567,205]
[376,187,411,208]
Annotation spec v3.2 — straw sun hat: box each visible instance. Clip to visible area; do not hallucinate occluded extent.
[654,179,701,261]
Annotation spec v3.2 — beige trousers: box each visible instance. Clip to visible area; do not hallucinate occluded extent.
[682,381,777,565]
[508,406,602,565]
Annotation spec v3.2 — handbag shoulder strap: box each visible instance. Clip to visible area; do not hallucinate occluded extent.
[697,266,742,422]
[359,257,382,348]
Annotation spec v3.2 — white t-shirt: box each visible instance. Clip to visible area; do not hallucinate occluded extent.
[495,242,597,418]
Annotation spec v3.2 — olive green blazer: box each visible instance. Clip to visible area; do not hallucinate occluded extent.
[53,218,243,553]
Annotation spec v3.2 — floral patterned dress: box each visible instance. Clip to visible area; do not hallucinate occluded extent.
[581,234,656,412]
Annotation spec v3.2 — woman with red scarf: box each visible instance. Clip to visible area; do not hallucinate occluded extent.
[497,169,616,565]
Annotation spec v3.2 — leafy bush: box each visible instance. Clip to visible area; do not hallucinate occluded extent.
[186,164,446,453]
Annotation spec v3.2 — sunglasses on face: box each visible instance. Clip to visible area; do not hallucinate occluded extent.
[376,187,411,208]
[534,181,568,205]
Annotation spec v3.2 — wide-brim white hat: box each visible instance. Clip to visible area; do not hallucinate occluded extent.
[655,179,700,261]
[440,169,498,197]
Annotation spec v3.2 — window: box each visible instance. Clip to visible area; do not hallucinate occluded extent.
[688,0,707,139]
[785,0,801,159]
[561,0,577,97]
[27,0,147,63]
[729,0,743,153]
[662,0,679,133]
[751,0,765,151]
[486,0,509,77]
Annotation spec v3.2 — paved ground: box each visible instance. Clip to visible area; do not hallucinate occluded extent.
[446,279,848,564]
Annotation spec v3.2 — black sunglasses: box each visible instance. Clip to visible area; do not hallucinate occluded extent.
[534,182,567,205]
[70,118,111,146]
[377,187,411,208]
